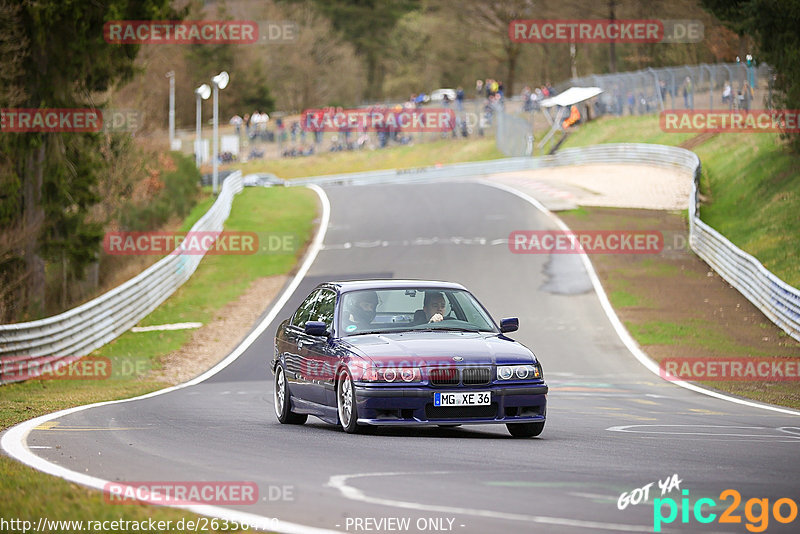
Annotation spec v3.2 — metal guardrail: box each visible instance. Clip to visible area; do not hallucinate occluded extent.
[0,171,244,384]
[289,143,800,342]
[3,143,797,385]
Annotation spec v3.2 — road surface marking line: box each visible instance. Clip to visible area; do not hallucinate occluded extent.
[480,179,800,417]
[1,185,336,534]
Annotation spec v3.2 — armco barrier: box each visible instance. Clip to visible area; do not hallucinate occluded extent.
[290,143,799,342]
[0,171,244,384]
[4,144,798,385]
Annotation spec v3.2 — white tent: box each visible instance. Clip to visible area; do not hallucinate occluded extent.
[540,86,604,108]
[538,86,604,149]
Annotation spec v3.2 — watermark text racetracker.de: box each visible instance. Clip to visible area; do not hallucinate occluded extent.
[1,108,143,133]
[659,357,800,382]
[103,20,298,44]
[102,231,299,256]
[0,355,155,382]
[508,230,663,254]
[301,108,456,133]
[660,110,800,133]
[103,481,293,505]
[509,19,703,43]
[1,516,276,532]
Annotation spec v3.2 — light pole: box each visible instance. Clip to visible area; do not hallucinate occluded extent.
[194,84,211,167]
[166,71,175,149]
[211,71,229,195]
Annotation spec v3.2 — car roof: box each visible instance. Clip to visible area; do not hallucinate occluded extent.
[324,279,467,293]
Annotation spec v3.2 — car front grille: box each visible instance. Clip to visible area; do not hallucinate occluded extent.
[429,367,459,386]
[462,367,491,385]
[428,366,491,386]
[425,403,498,420]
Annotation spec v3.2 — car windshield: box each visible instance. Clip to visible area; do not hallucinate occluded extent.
[339,288,497,336]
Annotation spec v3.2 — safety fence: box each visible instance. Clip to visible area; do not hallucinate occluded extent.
[0,171,244,384]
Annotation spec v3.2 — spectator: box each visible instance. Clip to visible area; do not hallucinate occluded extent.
[682,77,693,109]
[740,82,754,112]
[229,115,243,135]
[522,86,532,112]
[456,87,464,112]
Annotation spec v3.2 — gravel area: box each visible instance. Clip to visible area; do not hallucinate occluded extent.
[489,163,692,211]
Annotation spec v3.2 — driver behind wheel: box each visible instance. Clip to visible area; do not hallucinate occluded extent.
[344,291,379,330]
[413,291,446,325]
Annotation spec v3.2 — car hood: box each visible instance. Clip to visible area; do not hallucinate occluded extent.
[341,331,535,367]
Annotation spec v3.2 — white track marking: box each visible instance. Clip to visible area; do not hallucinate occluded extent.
[479,179,800,417]
[1,185,338,534]
[131,322,203,332]
[328,472,651,532]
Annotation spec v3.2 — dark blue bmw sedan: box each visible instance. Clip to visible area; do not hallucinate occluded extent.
[271,280,547,437]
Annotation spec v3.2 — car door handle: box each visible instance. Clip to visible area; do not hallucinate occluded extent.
[297,339,313,348]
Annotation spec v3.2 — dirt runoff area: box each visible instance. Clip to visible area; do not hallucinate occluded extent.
[492,163,800,410]
[150,275,287,384]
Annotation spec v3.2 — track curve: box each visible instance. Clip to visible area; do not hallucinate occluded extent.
[5,181,800,533]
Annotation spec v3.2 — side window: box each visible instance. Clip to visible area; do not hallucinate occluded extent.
[311,290,336,330]
[291,290,322,327]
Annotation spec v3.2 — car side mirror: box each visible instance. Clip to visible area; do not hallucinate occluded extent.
[305,321,330,337]
[500,317,519,333]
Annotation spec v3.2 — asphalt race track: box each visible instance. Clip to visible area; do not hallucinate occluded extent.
[8,182,800,533]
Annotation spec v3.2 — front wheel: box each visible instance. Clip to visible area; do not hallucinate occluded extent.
[506,421,544,438]
[337,368,363,434]
[274,364,307,425]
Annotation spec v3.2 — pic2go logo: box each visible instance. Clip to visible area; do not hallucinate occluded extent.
[653,489,799,532]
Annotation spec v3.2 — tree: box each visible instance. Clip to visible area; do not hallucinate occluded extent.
[296,0,420,100]
[455,0,536,96]
[701,0,800,151]
[0,0,176,318]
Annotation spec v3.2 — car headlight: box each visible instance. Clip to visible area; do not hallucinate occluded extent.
[497,366,514,380]
[497,364,542,381]
[362,367,421,383]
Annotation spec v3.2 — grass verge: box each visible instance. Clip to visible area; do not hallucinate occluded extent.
[233,137,504,179]
[561,114,800,286]
[559,206,800,409]
[1,185,318,532]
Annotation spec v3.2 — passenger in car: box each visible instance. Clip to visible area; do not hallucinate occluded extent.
[413,291,446,325]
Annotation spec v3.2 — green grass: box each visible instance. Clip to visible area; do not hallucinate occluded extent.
[560,114,696,148]
[608,289,643,308]
[561,114,800,287]
[91,186,316,375]
[0,186,317,532]
[625,319,776,356]
[692,134,800,286]
[233,137,504,179]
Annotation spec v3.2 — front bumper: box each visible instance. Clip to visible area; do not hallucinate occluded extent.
[353,383,547,426]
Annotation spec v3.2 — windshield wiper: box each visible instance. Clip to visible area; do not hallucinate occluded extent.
[414,327,480,333]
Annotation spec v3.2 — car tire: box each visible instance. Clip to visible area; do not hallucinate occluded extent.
[506,421,544,438]
[274,364,307,425]
[337,368,364,434]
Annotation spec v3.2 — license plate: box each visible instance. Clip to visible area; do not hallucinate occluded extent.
[434,391,491,406]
